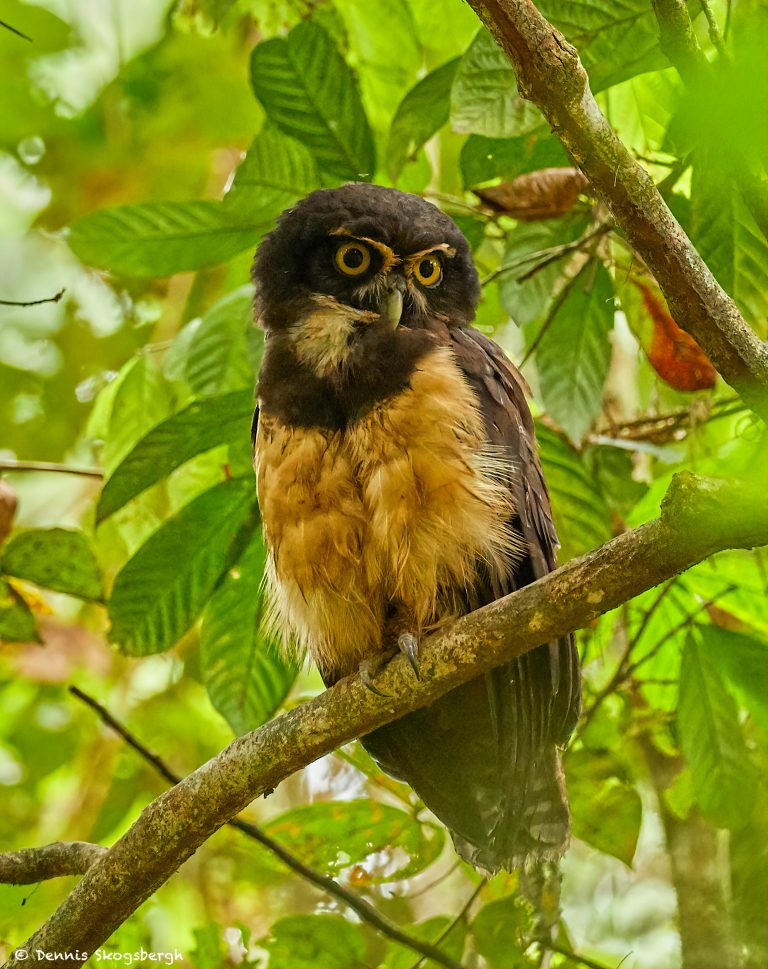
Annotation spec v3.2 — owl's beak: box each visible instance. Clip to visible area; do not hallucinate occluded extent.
[380,278,405,328]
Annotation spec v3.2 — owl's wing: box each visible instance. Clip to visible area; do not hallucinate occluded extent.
[361,325,581,872]
[448,324,581,745]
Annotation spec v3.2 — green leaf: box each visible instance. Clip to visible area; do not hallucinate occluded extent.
[383,917,466,969]
[538,0,668,92]
[0,578,40,643]
[450,30,543,139]
[69,200,273,277]
[261,915,366,969]
[189,922,227,969]
[175,287,256,397]
[223,125,319,212]
[679,632,758,829]
[2,528,102,600]
[108,478,254,656]
[200,533,296,734]
[96,390,254,523]
[535,262,614,443]
[691,155,768,331]
[250,21,376,180]
[87,355,173,476]
[471,897,532,969]
[264,799,444,882]
[536,424,612,562]
[697,625,768,732]
[387,58,460,179]
[498,214,589,327]
[460,133,568,188]
[566,748,642,865]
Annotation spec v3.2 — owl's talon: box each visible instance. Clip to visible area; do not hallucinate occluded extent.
[359,655,392,698]
[398,632,421,679]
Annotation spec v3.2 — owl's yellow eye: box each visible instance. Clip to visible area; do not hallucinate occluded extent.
[335,241,371,276]
[413,255,442,287]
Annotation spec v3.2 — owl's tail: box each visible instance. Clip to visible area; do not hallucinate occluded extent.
[361,653,574,874]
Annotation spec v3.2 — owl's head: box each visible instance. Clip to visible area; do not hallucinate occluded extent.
[253,184,480,344]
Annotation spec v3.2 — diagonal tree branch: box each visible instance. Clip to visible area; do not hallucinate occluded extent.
[0,844,106,884]
[466,0,768,421]
[64,687,463,969]
[5,470,767,964]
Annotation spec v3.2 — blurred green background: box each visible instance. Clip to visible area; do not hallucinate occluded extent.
[1,1,766,966]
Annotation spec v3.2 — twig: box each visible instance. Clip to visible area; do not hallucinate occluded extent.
[68,686,464,969]
[578,578,678,735]
[9,472,768,961]
[0,18,32,41]
[407,878,487,969]
[0,843,106,884]
[546,941,616,969]
[0,460,103,479]
[0,289,64,307]
[698,0,726,53]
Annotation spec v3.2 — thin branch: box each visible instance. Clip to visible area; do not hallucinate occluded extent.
[0,19,32,41]
[8,471,768,963]
[467,0,768,421]
[68,687,464,969]
[650,0,708,83]
[0,460,103,479]
[0,844,106,885]
[407,879,487,969]
[546,941,616,969]
[699,0,726,53]
[0,289,64,307]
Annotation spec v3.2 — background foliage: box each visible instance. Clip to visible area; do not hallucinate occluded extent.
[0,0,766,966]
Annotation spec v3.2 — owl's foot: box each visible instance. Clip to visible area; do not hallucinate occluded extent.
[398,632,421,680]
[358,652,394,698]
[358,633,420,695]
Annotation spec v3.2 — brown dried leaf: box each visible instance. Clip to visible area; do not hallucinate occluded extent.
[474,167,589,220]
[634,281,717,391]
[0,480,17,546]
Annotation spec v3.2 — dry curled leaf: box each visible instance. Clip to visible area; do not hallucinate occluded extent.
[0,480,17,545]
[474,167,589,220]
[635,281,717,391]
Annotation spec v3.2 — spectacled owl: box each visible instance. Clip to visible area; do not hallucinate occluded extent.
[252,183,581,872]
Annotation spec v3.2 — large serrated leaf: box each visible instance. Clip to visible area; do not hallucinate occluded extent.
[174,287,257,398]
[0,578,41,644]
[200,533,296,735]
[679,633,757,829]
[383,917,467,969]
[538,0,668,92]
[691,156,768,332]
[2,528,102,600]
[87,355,174,476]
[450,30,543,139]
[261,915,367,969]
[69,200,273,277]
[697,625,768,733]
[566,748,642,865]
[536,424,612,562]
[387,58,460,179]
[470,897,531,969]
[108,478,254,656]
[97,390,253,523]
[460,133,569,189]
[223,125,318,213]
[498,214,589,327]
[250,21,375,180]
[264,800,444,882]
[535,262,614,443]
